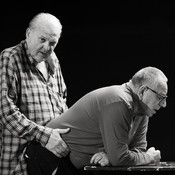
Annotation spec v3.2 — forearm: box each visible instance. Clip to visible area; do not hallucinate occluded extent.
[107,145,154,166]
[128,149,154,165]
[1,110,52,146]
[108,134,151,165]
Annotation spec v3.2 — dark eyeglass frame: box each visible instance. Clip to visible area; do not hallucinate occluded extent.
[146,86,167,102]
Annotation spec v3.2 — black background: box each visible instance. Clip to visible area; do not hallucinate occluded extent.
[1,1,175,161]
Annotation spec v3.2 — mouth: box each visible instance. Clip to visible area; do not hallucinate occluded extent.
[39,51,47,55]
[39,52,49,59]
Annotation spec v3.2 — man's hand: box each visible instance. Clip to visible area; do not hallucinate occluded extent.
[45,128,70,158]
[90,151,110,166]
[146,147,161,164]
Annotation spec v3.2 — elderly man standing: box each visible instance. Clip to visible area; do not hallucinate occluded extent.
[0,13,70,175]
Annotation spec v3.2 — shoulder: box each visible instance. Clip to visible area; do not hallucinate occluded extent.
[0,41,25,62]
[0,41,26,73]
[96,85,133,107]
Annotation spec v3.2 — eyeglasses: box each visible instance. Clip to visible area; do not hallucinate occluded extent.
[146,86,167,102]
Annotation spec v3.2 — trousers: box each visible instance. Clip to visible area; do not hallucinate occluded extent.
[25,142,85,175]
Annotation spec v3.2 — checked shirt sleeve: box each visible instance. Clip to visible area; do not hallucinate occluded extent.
[0,51,52,146]
[2,111,53,146]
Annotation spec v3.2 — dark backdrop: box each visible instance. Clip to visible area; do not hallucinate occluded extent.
[0,1,175,161]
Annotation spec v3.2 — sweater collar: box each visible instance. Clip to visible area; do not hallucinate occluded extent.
[125,83,149,116]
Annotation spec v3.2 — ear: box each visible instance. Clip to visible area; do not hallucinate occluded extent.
[25,28,30,38]
[138,85,147,100]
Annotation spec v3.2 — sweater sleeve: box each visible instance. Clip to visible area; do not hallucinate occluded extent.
[129,116,149,152]
[99,101,154,166]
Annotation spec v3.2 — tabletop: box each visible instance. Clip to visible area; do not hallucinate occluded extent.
[84,162,175,175]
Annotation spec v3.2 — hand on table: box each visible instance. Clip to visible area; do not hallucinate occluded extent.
[90,151,110,167]
[147,147,161,164]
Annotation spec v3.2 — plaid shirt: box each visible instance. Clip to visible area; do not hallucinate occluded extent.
[0,40,68,175]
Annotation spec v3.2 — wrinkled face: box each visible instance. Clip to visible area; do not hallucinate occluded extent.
[140,83,168,117]
[26,23,61,63]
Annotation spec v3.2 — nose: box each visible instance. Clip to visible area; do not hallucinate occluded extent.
[159,99,167,108]
[43,42,51,52]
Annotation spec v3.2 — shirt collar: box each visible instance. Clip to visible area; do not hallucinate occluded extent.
[46,52,59,77]
[24,40,38,66]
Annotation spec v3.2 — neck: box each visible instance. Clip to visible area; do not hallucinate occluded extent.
[127,80,138,95]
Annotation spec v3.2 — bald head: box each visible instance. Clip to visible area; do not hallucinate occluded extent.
[131,66,168,90]
[28,13,62,37]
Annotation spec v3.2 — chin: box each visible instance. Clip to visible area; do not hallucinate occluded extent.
[36,57,45,63]
[146,109,154,117]
[148,113,153,117]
